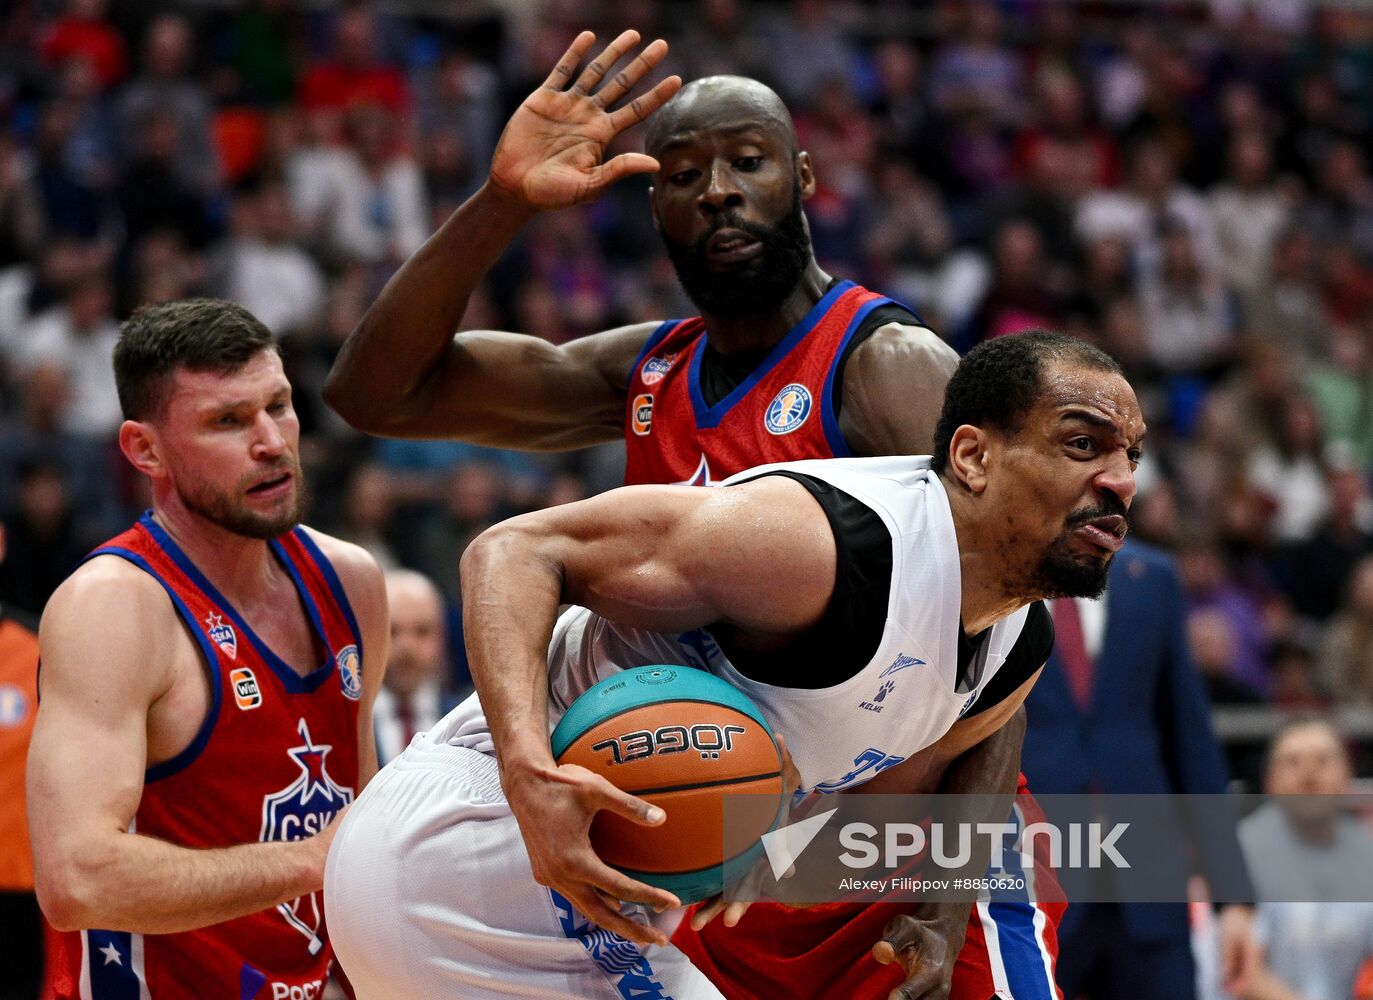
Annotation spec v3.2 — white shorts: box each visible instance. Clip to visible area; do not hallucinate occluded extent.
[324,732,725,1000]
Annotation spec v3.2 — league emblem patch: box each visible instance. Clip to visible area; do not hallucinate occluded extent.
[205,613,237,659]
[336,644,361,701]
[631,393,653,436]
[230,667,262,710]
[765,383,813,435]
[640,352,678,386]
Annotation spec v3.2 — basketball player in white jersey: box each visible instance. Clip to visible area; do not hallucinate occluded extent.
[325,331,1144,999]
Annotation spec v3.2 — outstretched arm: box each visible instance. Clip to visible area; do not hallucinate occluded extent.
[29,563,337,933]
[459,476,836,944]
[324,30,680,445]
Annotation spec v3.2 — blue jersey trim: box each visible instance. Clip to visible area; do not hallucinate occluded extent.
[628,319,682,387]
[83,546,224,784]
[291,527,364,659]
[138,513,335,695]
[84,929,142,998]
[819,296,892,458]
[549,889,676,999]
[984,801,1058,998]
[688,280,856,430]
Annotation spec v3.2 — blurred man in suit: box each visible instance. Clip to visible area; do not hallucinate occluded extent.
[1022,538,1257,999]
[375,569,459,765]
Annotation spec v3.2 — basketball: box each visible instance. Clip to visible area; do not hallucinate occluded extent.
[551,665,786,904]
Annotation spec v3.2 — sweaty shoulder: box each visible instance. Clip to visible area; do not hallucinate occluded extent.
[839,322,958,458]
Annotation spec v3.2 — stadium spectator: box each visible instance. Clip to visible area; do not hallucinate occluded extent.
[1320,556,1373,705]
[116,14,217,196]
[1233,717,1373,1000]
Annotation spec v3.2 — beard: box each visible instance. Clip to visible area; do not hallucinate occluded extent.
[178,460,308,539]
[1027,499,1129,600]
[661,187,812,319]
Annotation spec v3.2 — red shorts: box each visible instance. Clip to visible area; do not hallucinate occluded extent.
[672,777,1065,1000]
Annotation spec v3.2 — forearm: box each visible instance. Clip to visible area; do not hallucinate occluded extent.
[909,711,1026,929]
[39,830,322,934]
[460,522,566,775]
[324,181,536,429]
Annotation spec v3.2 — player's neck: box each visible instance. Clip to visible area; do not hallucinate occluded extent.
[150,496,282,601]
[699,261,831,354]
[944,487,1033,635]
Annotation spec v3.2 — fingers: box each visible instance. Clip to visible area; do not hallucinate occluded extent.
[887,967,945,1000]
[722,900,752,927]
[690,895,728,931]
[542,31,596,90]
[878,914,922,959]
[572,29,640,96]
[594,37,669,107]
[589,859,680,913]
[585,772,666,828]
[775,732,802,799]
[595,152,662,187]
[563,884,667,947]
[607,74,684,133]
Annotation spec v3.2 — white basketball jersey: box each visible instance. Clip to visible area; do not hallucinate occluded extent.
[438,456,1029,794]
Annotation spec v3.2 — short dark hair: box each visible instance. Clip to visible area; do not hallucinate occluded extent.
[114,299,277,420]
[931,331,1124,474]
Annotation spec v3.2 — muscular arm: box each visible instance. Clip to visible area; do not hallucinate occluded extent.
[839,322,959,458]
[28,562,333,934]
[460,475,836,775]
[324,30,679,445]
[458,476,835,942]
[323,184,655,447]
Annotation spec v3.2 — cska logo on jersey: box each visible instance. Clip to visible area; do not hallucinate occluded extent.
[205,613,237,659]
[640,351,679,386]
[261,718,354,844]
[261,719,355,955]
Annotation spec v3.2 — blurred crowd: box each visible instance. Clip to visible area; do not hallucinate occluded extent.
[3,0,1373,738]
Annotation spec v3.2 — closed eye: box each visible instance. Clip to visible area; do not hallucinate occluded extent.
[669,168,700,186]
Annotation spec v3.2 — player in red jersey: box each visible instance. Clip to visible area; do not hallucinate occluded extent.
[324,30,1054,1000]
[28,299,388,1000]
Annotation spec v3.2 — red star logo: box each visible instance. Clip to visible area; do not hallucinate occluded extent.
[287,719,337,805]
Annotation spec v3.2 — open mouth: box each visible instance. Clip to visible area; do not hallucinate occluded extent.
[705,228,763,265]
[1073,514,1127,553]
[247,473,292,498]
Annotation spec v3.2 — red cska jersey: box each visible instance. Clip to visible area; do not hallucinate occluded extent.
[52,513,362,1000]
[623,280,902,486]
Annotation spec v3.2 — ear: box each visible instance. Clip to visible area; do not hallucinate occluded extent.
[119,419,167,481]
[795,151,817,200]
[947,425,992,494]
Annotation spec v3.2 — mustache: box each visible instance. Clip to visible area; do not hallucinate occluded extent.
[1065,497,1129,529]
[692,212,775,254]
